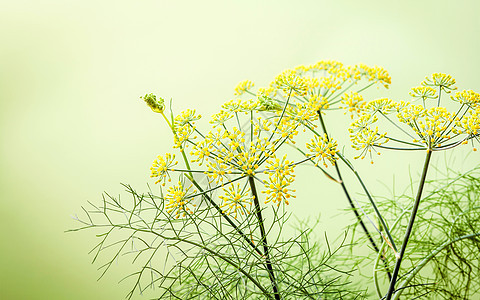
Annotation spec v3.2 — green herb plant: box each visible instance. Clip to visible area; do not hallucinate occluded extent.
[71,60,480,299]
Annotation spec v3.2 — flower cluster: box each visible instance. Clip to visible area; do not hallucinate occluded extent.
[231,60,391,134]
[348,73,479,161]
[262,155,296,205]
[305,134,339,167]
[341,92,365,119]
[141,93,164,113]
[172,110,201,149]
[234,80,254,95]
[165,181,197,218]
[219,183,253,219]
[150,153,177,185]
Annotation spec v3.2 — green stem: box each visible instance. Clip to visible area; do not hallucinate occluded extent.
[160,111,263,257]
[373,210,409,298]
[336,152,398,253]
[385,149,433,300]
[248,176,281,300]
[317,111,394,276]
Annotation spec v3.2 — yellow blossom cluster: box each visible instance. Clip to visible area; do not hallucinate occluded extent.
[150,153,177,186]
[222,98,258,113]
[231,60,392,132]
[210,110,233,127]
[422,73,457,94]
[341,92,365,119]
[234,80,254,96]
[409,86,437,102]
[452,90,480,108]
[262,156,296,205]
[355,64,392,88]
[348,73,480,159]
[364,98,396,115]
[397,106,454,147]
[174,109,202,127]
[305,134,338,167]
[453,107,480,138]
[172,110,201,149]
[348,114,389,162]
[165,181,197,218]
[219,183,253,219]
[271,69,310,97]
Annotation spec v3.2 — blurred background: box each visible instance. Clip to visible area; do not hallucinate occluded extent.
[1,0,479,299]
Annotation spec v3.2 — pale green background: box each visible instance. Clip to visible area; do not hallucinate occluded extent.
[1,1,479,299]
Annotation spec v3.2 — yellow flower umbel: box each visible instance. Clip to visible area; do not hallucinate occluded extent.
[165,181,197,219]
[409,86,437,104]
[219,183,253,219]
[348,73,479,159]
[262,156,296,206]
[452,90,480,109]
[305,134,338,167]
[150,153,178,186]
[422,73,457,94]
[234,80,254,96]
[397,106,454,147]
[341,92,366,119]
[228,60,391,136]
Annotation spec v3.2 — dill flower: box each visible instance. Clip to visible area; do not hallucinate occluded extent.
[173,123,196,149]
[355,64,391,88]
[453,107,480,136]
[348,114,389,162]
[310,60,344,74]
[264,155,295,178]
[306,95,329,114]
[305,134,338,167]
[234,79,254,95]
[364,98,396,115]
[318,75,342,96]
[451,90,480,108]
[341,92,365,119]
[271,69,309,97]
[257,86,277,100]
[397,106,454,147]
[141,93,164,113]
[262,175,296,206]
[422,73,457,93]
[150,153,178,186]
[350,127,389,162]
[222,98,257,113]
[218,183,253,219]
[262,157,296,207]
[409,86,437,102]
[210,110,234,127]
[174,109,202,127]
[165,181,197,218]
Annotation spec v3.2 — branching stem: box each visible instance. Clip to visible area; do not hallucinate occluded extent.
[316,110,392,279]
[248,176,281,300]
[385,149,433,300]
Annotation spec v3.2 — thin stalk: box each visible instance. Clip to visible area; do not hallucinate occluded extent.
[392,231,480,300]
[160,111,263,257]
[379,111,417,140]
[111,224,275,299]
[316,111,392,279]
[385,149,433,300]
[373,210,409,298]
[248,176,281,300]
[336,152,398,253]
